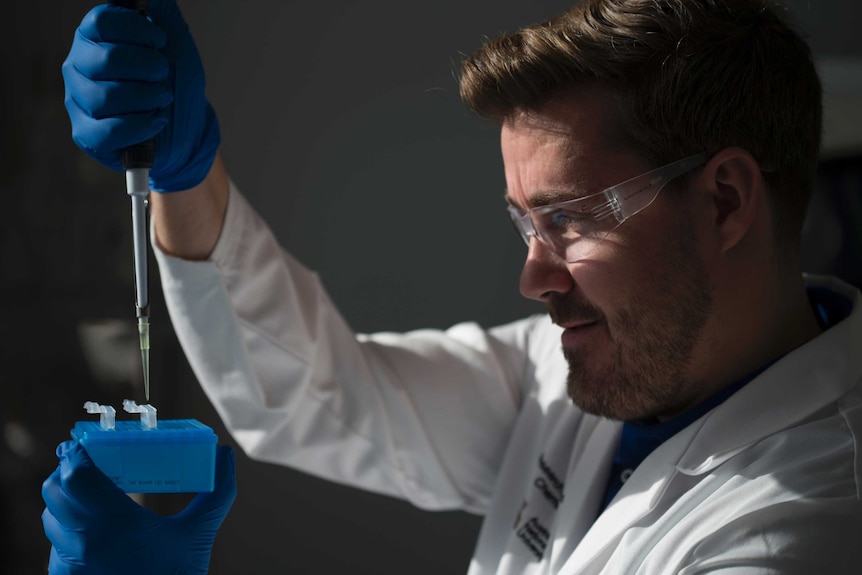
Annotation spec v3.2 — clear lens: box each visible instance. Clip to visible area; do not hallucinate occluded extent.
[507,205,533,246]
[534,204,616,261]
[507,195,616,261]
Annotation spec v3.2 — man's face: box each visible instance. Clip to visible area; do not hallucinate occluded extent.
[501,90,714,422]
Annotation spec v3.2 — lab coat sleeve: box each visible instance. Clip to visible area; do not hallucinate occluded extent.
[154,182,540,514]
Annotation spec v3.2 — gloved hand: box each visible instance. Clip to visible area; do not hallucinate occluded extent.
[42,440,236,575]
[62,0,220,192]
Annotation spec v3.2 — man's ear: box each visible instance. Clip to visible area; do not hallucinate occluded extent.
[700,147,766,254]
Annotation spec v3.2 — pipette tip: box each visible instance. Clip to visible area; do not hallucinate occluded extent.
[138,319,150,402]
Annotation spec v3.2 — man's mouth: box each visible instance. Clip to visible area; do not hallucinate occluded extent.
[557,319,600,329]
[559,319,602,348]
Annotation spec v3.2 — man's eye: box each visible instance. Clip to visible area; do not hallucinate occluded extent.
[549,210,592,229]
[539,208,609,240]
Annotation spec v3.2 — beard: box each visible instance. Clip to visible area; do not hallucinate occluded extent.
[554,219,713,422]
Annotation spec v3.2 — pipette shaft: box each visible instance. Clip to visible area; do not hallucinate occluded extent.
[126,164,151,401]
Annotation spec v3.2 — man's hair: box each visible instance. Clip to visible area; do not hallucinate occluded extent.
[460,0,822,246]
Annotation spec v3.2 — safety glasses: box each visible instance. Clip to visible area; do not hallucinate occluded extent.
[507,153,706,263]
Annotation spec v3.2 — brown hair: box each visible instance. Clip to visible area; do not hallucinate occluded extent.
[460,0,822,245]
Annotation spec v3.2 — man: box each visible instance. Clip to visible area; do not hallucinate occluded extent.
[45,0,862,573]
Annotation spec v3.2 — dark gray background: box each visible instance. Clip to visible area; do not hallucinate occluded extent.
[3,1,860,573]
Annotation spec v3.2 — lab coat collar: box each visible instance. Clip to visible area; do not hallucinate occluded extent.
[676,274,862,475]
[560,275,862,574]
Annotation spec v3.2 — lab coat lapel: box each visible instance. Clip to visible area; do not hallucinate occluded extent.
[547,417,619,572]
[556,416,705,575]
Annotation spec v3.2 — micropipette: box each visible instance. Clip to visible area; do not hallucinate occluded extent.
[112,0,153,401]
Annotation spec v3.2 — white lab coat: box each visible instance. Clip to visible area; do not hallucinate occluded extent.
[156,184,862,574]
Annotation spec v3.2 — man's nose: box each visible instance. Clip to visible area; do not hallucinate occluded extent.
[519,237,574,302]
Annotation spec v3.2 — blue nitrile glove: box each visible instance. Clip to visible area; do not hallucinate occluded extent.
[62,0,219,192]
[42,440,236,575]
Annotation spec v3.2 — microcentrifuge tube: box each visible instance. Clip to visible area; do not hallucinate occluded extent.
[122,399,158,429]
[83,401,116,430]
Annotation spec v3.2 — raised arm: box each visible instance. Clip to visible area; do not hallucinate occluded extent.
[150,150,230,260]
